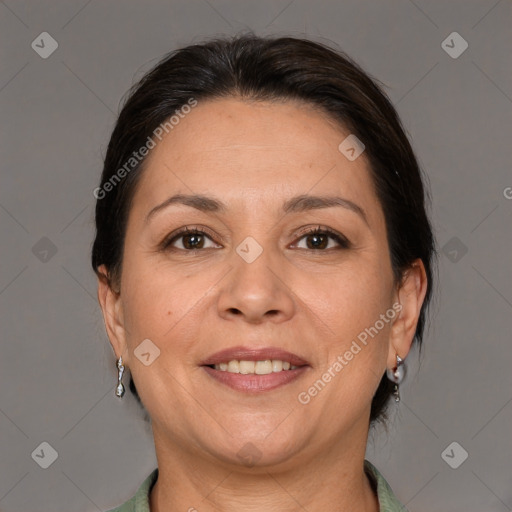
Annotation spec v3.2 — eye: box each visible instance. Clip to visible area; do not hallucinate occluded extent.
[160,225,350,252]
[161,226,221,251]
[292,226,351,251]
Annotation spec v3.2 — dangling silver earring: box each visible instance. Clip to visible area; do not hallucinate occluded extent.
[115,356,125,398]
[386,355,405,402]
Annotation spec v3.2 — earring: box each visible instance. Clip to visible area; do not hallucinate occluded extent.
[386,355,405,402]
[115,356,125,398]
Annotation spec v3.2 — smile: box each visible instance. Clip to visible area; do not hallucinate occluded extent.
[209,359,300,373]
[202,363,309,392]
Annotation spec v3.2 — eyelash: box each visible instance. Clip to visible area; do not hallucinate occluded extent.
[160,225,351,252]
[297,226,351,250]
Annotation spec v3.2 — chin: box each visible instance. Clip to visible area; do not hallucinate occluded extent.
[200,429,304,470]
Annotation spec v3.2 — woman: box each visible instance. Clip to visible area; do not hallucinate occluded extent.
[92,33,434,512]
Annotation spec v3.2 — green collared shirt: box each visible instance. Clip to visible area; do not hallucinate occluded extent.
[106,459,408,511]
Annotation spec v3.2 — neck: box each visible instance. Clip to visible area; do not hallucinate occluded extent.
[149,423,379,512]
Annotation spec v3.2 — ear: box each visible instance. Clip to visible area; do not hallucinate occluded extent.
[97,264,129,365]
[387,259,428,368]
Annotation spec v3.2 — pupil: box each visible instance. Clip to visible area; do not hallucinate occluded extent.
[308,234,327,249]
[185,234,203,249]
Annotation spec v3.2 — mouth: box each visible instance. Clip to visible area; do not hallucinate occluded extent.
[205,359,301,373]
[200,346,310,392]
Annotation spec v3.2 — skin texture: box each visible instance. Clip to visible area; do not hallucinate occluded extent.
[97,97,427,512]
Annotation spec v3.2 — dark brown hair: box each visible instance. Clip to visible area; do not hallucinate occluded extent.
[92,33,436,424]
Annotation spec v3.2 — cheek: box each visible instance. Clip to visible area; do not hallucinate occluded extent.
[304,258,393,336]
[120,250,221,353]
[298,253,393,390]
[122,271,190,340]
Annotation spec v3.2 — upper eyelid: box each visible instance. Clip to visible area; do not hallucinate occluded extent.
[161,225,219,248]
[292,226,351,248]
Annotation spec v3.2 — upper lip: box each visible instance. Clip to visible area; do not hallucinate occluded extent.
[200,346,310,367]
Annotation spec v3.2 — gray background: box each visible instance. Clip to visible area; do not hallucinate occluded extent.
[1,1,511,511]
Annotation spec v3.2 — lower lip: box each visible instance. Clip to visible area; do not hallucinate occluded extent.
[202,365,309,392]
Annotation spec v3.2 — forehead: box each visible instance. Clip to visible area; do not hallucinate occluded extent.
[132,97,378,216]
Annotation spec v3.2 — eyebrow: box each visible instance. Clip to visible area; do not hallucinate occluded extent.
[145,194,226,224]
[145,193,368,226]
[282,194,368,225]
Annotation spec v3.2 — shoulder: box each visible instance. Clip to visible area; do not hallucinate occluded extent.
[364,459,408,512]
[105,468,158,512]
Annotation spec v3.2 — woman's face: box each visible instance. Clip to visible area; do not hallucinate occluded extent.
[103,97,408,469]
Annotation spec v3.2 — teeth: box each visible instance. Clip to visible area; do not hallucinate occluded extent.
[227,360,239,373]
[255,360,273,375]
[239,360,255,374]
[213,360,299,373]
[272,360,283,372]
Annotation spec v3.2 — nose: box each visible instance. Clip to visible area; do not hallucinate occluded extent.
[217,246,295,324]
